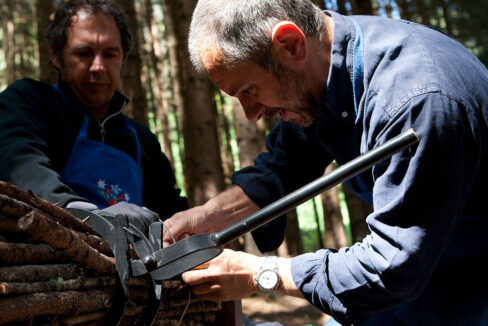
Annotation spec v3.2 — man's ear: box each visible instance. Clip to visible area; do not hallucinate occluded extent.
[271,21,307,65]
[49,47,61,71]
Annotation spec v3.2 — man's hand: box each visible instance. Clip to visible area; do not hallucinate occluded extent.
[182,249,303,302]
[96,201,159,233]
[162,205,220,246]
[162,186,260,247]
[181,249,259,301]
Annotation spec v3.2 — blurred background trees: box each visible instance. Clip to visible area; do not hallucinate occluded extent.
[1,0,486,254]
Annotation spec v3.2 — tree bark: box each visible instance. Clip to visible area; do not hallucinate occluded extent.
[0,263,81,282]
[0,242,69,265]
[0,181,96,234]
[284,209,304,256]
[1,0,16,84]
[351,0,375,15]
[0,276,116,295]
[18,210,115,274]
[142,0,175,166]
[342,186,372,243]
[321,165,348,249]
[115,0,149,126]
[0,289,115,324]
[163,0,226,206]
[34,0,57,84]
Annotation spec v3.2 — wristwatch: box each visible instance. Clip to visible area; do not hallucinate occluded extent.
[255,256,279,293]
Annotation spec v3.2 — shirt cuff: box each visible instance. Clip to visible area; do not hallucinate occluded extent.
[291,249,347,320]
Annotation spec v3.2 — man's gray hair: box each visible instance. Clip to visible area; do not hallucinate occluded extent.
[188,0,325,72]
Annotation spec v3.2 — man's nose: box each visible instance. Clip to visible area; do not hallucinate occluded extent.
[90,54,106,72]
[239,97,265,122]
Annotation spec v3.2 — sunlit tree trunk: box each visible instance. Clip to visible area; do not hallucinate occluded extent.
[2,0,16,84]
[322,165,348,249]
[115,0,148,126]
[343,186,372,243]
[232,97,266,255]
[142,0,174,166]
[217,92,236,184]
[34,0,57,84]
[163,0,226,207]
[284,209,304,256]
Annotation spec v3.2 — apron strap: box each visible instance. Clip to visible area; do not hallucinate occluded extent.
[54,84,142,166]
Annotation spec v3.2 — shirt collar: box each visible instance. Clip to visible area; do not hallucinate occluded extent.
[319,10,357,120]
[57,81,129,117]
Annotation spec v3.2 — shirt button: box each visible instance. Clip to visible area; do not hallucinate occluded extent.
[342,111,348,118]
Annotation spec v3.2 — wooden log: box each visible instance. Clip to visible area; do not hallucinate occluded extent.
[0,193,32,217]
[59,311,107,326]
[0,276,116,295]
[0,181,96,234]
[0,289,114,324]
[18,210,115,274]
[1,213,111,255]
[0,214,21,233]
[0,264,80,282]
[0,241,69,265]
[76,232,112,256]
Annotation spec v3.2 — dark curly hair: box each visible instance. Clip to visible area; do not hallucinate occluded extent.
[47,0,133,62]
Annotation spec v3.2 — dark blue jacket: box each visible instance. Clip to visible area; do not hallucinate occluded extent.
[233,11,488,325]
[0,79,188,219]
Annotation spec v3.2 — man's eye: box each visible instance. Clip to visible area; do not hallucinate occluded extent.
[105,52,118,58]
[75,51,90,57]
[243,86,256,95]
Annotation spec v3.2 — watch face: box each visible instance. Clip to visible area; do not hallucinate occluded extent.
[259,270,278,290]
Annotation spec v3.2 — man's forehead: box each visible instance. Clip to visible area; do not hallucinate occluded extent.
[65,9,121,47]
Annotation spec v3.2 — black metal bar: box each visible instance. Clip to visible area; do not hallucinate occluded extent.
[214,128,419,246]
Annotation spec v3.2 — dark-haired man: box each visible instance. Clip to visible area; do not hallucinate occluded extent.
[0,0,187,228]
[162,0,488,325]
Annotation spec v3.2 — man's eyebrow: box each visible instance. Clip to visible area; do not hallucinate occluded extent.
[105,46,122,52]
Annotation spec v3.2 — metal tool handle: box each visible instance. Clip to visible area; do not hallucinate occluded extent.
[214,128,419,246]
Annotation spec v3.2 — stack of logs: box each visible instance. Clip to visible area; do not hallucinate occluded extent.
[0,181,221,326]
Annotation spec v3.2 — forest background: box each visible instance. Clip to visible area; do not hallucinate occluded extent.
[1,0,487,264]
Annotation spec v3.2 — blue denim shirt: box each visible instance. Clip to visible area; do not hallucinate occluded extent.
[232,11,488,325]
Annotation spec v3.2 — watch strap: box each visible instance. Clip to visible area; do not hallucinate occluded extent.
[255,256,279,293]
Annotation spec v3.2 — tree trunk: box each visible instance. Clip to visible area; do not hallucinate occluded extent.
[342,186,372,244]
[321,165,348,249]
[437,0,453,35]
[2,0,16,84]
[115,0,148,126]
[310,0,326,10]
[231,97,268,255]
[34,0,57,84]
[284,208,304,256]
[214,93,234,184]
[351,0,375,15]
[336,0,349,15]
[142,0,174,167]
[163,0,226,206]
[396,0,414,21]
[414,0,430,25]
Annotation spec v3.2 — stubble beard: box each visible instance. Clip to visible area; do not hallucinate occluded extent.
[269,60,318,128]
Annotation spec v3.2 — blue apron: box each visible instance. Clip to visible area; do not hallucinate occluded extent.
[343,18,374,205]
[55,84,143,209]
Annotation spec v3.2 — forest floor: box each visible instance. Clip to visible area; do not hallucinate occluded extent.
[242,293,330,326]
